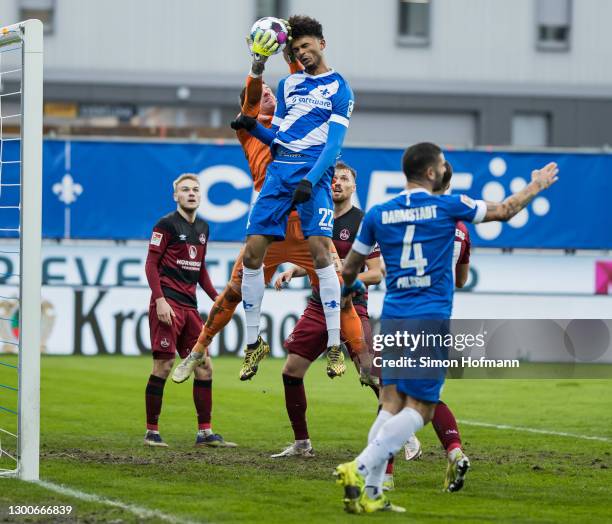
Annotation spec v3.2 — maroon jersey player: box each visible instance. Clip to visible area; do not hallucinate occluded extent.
[270,162,384,458]
[143,173,236,448]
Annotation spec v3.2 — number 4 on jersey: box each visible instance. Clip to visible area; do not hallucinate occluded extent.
[400,225,428,275]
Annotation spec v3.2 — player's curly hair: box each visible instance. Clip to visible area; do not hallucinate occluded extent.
[288,15,324,40]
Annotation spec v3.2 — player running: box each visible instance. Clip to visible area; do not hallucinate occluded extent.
[334,142,559,513]
[143,174,236,448]
[172,18,365,384]
[232,15,354,376]
[270,161,383,458]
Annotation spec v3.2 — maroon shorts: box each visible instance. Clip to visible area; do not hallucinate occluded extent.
[284,301,373,362]
[149,300,203,360]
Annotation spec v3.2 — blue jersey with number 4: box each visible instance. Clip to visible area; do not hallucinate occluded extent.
[353,188,487,319]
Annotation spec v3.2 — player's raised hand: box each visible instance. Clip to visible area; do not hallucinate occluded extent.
[230,113,257,131]
[274,270,293,290]
[249,29,280,59]
[292,179,313,205]
[531,162,559,191]
[280,19,296,64]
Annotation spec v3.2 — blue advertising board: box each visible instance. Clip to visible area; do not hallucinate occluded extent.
[2,139,610,248]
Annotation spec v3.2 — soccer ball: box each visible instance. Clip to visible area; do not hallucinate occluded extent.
[249,17,289,56]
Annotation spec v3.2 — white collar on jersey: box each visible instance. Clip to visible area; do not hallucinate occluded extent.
[302,68,335,79]
[399,188,431,196]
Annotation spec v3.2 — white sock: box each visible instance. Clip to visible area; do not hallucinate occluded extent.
[364,410,392,495]
[368,410,393,444]
[357,407,424,475]
[241,265,265,345]
[315,264,341,346]
[365,461,387,498]
[448,447,463,462]
[295,438,311,448]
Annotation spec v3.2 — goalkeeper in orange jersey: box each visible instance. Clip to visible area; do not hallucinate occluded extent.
[172,27,369,384]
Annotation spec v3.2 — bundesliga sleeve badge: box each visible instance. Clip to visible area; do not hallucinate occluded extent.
[460,194,476,209]
[150,231,163,246]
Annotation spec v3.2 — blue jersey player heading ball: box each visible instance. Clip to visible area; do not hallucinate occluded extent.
[233,15,354,364]
[334,142,559,514]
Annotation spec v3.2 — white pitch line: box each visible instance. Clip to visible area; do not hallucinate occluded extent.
[34,480,202,524]
[459,420,612,443]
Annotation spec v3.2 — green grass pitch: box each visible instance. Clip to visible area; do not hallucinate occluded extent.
[1,355,611,523]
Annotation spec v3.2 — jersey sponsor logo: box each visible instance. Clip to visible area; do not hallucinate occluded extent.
[179,234,187,241]
[199,233,207,244]
[150,231,163,246]
[347,99,354,118]
[460,194,476,209]
[189,245,197,259]
[339,228,351,241]
[177,258,201,270]
[288,95,332,110]
[160,338,170,348]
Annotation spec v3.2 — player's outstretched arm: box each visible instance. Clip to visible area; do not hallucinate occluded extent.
[242,75,263,118]
[482,162,559,222]
[231,115,276,145]
[358,257,383,287]
[274,265,307,290]
[342,249,368,290]
[247,29,279,76]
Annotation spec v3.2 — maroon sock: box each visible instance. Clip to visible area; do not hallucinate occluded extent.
[145,374,166,431]
[386,455,394,474]
[193,379,212,431]
[368,382,380,399]
[432,401,462,453]
[282,374,309,440]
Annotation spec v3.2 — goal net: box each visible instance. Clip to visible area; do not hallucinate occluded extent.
[0,19,43,481]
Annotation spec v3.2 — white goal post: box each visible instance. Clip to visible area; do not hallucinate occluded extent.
[0,19,43,481]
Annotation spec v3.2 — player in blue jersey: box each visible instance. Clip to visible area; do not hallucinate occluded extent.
[334,142,559,513]
[231,15,354,369]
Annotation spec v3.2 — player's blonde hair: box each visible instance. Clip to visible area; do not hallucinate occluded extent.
[173,173,200,192]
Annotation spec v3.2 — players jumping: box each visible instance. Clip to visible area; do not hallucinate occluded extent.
[234,15,355,381]
[172,16,367,385]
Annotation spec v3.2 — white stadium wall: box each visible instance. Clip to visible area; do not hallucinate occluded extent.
[0,243,609,359]
[2,0,612,91]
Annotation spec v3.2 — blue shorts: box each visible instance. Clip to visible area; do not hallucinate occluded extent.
[383,378,445,404]
[246,154,334,239]
[379,319,450,403]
